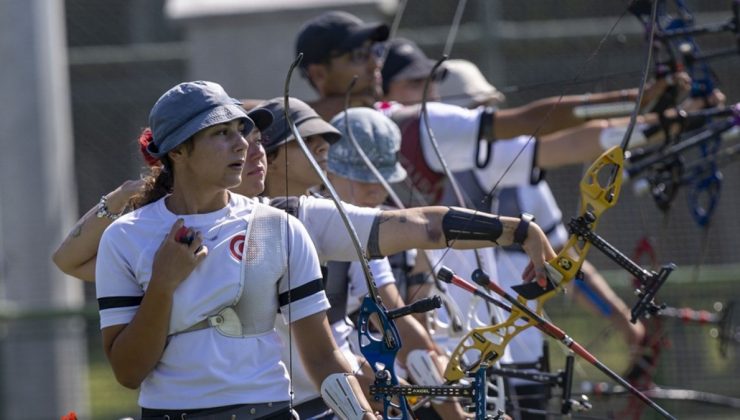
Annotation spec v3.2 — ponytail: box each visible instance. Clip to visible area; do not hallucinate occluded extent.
[130,161,173,208]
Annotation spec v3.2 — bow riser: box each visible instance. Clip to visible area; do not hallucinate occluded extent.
[512,146,625,302]
[444,306,537,382]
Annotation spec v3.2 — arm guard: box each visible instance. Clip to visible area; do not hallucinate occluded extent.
[442,207,503,246]
[320,373,370,420]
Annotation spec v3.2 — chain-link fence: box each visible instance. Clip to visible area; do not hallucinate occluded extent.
[13,0,736,418]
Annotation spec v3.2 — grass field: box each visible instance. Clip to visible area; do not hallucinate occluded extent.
[87,336,138,419]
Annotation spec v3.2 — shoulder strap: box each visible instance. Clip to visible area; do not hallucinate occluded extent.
[324,261,352,324]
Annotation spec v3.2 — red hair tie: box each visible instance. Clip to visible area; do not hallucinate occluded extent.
[138,128,160,167]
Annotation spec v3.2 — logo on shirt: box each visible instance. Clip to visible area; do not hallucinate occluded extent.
[229,234,245,262]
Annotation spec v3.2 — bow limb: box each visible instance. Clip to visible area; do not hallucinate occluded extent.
[418,33,510,414]
[436,147,627,377]
[378,0,408,64]
[511,0,659,308]
[438,267,678,420]
[511,146,625,305]
[416,0,490,269]
[419,54,496,321]
[284,54,413,419]
[444,0,667,413]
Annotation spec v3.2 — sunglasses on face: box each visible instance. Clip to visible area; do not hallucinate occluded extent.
[331,42,386,65]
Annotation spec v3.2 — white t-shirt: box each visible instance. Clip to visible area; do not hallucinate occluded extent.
[260,195,381,263]
[492,181,569,249]
[379,102,537,188]
[96,193,327,409]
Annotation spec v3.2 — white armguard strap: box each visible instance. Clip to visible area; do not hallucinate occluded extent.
[599,123,649,151]
[320,373,369,420]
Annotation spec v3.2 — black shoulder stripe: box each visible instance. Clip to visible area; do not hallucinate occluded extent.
[98,296,143,310]
[278,278,324,307]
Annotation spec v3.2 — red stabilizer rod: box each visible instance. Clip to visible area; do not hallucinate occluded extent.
[436,266,676,420]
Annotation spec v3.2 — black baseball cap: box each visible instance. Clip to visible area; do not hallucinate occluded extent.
[381,38,447,94]
[296,11,390,69]
[256,97,341,154]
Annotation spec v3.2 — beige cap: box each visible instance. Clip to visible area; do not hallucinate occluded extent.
[437,59,505,108]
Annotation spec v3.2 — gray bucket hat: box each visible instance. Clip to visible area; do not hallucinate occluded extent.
[256,97,341,154]
[328,108,407,183]
[147,81,273,158]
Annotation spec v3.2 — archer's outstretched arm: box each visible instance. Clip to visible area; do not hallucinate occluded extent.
[493,76,687,139]
[375,206,557,283]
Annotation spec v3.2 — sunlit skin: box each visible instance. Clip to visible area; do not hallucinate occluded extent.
[308,40,383,101]
[230,129,267,197]
[166,119,251,214]
[264,135,331,197]
[328,176,389,208]
[385,77,440,106]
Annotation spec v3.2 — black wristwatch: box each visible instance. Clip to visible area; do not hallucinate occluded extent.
[513,213,535,246]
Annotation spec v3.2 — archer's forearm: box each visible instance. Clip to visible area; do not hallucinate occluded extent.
[294,313,377,416]
[377,207,520,256]
[103,282,174,389]
[54,180,143,282]
[53,203,115,282]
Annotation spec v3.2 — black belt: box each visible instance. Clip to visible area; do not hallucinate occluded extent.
[141,401,291,419]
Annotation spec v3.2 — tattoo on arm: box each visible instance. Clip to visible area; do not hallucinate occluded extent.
[378,214,394,225]
[70,225,82,238]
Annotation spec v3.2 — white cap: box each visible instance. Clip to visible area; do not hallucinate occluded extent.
[437,59,505,108]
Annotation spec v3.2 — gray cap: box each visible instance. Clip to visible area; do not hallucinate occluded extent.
[147,81,273,158]
[329,108,407,183]
[257,97,341,153]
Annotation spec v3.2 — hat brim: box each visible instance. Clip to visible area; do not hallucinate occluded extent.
[148,103,251,158]
[263,116,342,154]
[328,161,407,184]
[338,22,390,52]
[247,108,274,131]
[297,116,342,144]
[391,60,448,83]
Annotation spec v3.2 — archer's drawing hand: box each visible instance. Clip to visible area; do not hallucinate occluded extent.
[642,71,692,111]
[104,178,147,214]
